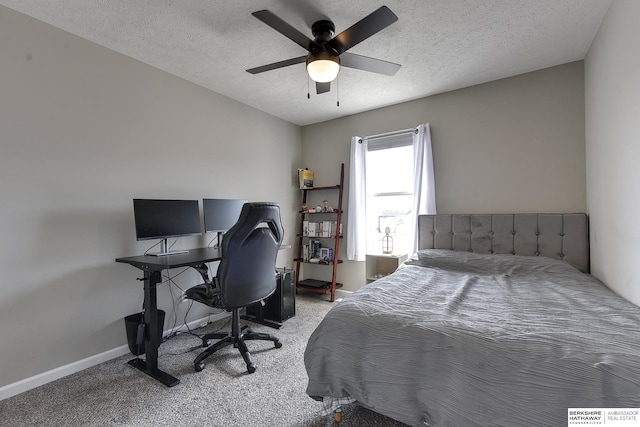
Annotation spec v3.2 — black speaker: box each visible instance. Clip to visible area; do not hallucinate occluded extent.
[246,269,295,325]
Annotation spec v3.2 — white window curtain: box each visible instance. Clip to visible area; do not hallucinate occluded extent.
[347,136,367,261]
[347,124,436,261]
[410,123,436,253]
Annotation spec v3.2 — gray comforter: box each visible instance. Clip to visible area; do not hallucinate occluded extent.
[304,250,640,426]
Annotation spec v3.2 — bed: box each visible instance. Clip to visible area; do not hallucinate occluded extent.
[304,214,640,426]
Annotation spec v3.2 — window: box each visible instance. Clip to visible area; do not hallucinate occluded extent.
[347,124,435,262]
[365,132,414,254]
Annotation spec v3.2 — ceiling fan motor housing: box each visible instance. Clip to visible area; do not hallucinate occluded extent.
[311,20,335,43]
[309,20,340,65]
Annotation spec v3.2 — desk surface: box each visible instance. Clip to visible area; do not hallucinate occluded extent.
[116,247,223,272]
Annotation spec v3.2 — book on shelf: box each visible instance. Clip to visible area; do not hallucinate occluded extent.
[308,222,317,237]
[302,240,322,262]
[297,168,314,189]
[302,221,342,238]
[309,240,321,259]
[322,221,331,237]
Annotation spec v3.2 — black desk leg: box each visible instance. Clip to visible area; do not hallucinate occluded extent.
[128,270,179,387]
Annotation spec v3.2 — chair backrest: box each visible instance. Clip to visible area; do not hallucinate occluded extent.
[217,202,284,308]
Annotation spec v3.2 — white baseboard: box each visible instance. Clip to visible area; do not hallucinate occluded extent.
[0,346,131,402]
[0,312,229,401]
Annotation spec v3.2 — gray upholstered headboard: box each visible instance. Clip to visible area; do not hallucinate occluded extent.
[418,214,590,272]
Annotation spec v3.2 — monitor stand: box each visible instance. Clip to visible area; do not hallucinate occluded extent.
[150,238,189,256]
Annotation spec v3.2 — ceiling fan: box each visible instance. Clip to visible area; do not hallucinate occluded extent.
[246,6,401,95]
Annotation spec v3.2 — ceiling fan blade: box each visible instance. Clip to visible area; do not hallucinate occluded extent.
[252,10,321,52]
[316,82,331,94]
[326,6,398,55]
[246,56,307,74]
[340,52,401,76]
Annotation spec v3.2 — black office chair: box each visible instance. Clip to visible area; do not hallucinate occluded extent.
[186,202,284,373]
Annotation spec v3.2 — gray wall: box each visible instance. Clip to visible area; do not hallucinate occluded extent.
[585,0,640,306]
[0,6,301,389]
[301,61,586,292]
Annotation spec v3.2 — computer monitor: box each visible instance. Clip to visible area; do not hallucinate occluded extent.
[203,198,248,233]
[133,199,202,255]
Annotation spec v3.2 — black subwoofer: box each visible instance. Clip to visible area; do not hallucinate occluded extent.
[246,269,295,325]
[266,269,296,322]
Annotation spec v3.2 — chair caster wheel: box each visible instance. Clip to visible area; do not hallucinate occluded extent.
[247,363,257,373]
[195,362,205,372]
[275,341,282,348]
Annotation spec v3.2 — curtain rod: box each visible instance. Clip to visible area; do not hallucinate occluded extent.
[364,127,415,140]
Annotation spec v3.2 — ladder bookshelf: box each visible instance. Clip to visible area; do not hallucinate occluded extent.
[294,163,344,302]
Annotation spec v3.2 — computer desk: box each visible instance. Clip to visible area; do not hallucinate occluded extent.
[116,247,222,387]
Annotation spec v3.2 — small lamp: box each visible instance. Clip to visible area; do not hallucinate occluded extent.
[382,226,393,254]
[306,51,340,83]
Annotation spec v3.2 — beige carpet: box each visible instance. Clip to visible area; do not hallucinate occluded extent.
[0,293,406,427]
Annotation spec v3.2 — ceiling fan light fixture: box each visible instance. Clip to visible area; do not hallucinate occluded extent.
[306,51,340,83]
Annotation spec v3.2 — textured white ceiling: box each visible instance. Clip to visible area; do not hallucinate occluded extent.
[1,0,611,126]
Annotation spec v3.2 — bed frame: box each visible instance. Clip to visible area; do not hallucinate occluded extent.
[417,213,589,272]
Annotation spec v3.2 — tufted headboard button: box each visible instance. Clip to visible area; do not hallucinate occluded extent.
[535,232,540,236]
[511,251,516,255]
[535,252,540,256]
[559,232,565,236]
[511,231,516,236]
[559,253,565,258]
